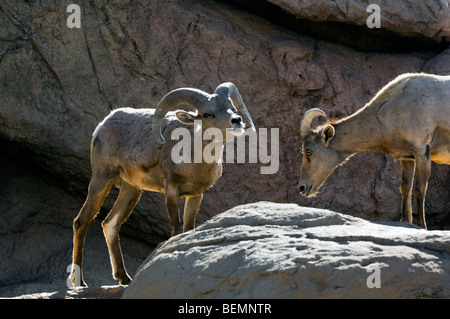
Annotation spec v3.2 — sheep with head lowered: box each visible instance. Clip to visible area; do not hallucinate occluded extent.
[69,82,255,287]
[298,73,450,229]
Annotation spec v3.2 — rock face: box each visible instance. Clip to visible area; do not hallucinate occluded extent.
[0,152,152,298]
[269,0,450,42]
[1,0,449,238]
[1,0,450,296]
[123,202,450,299]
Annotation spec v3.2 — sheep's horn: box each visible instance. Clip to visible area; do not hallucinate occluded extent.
[300,108,326,138]
[152,88,211,143]
[214,82,255,131]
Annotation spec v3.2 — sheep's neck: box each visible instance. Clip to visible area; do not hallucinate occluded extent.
[330,109,386,156]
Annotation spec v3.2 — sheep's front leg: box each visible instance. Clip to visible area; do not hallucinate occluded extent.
[165,184,182,236]
[183,194,203,232]
[400,160,415,223]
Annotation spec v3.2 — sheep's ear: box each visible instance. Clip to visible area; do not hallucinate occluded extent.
[175,110,199,125]
[321,125,335,144]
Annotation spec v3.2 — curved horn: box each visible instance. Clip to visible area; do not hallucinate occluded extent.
[152,88,211,143]
[214,82,255,131]
[300,108,326,139]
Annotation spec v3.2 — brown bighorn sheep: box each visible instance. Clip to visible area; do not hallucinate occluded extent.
[70,83,255,287]
[298,73,450,229]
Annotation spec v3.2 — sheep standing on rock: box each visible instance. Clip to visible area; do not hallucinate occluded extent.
[298,73,450,229]
[69,83,255,287]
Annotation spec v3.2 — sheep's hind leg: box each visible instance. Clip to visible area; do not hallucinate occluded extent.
[71,174,114,287]
[400,160,415,223]
[414,153,431,229]
[183,194,203,232]
[102,181,142,285]
[165,184,182,236]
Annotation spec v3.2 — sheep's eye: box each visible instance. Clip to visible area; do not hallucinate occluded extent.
[305,149,313,157]
[203,113,215,119]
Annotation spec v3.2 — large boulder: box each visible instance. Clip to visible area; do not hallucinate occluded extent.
[123,202,450,299]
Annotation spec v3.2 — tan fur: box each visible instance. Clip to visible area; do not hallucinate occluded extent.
[69,84,254,287]
[299,73,450,229]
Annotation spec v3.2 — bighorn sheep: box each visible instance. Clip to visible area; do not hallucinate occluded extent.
[70,82,255,287]
[298,73,450,229]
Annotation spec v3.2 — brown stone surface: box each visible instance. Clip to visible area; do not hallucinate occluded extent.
[268,0,450,42]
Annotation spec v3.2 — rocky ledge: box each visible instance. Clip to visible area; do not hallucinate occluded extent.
[9,285,127,299]
[123,201,450,299]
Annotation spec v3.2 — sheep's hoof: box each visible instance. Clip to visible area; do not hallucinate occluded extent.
[171,227,183,237]
[117,275,132,285]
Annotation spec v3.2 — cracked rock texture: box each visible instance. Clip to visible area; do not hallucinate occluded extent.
[123,202,450,299]
[1,0,450,297]
[269,0,450,42]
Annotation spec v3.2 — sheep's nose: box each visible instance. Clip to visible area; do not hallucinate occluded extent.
[299,185,306,192]
[231,116,242,125]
